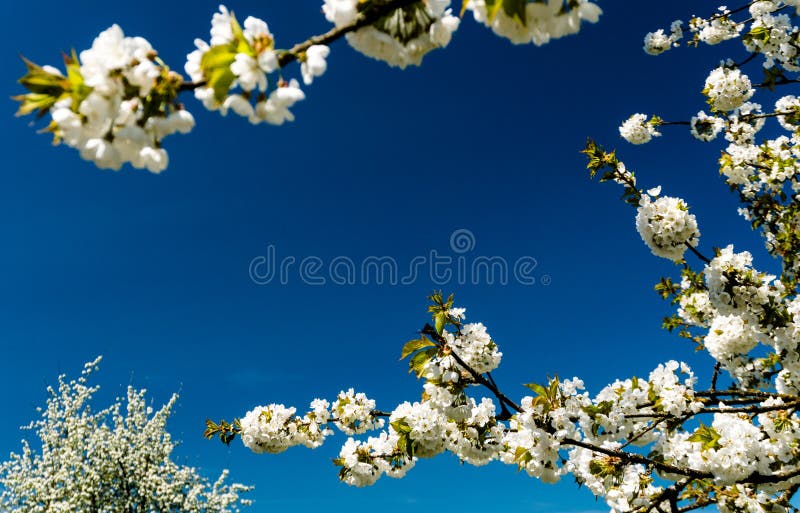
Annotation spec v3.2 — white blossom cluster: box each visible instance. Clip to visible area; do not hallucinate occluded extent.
[689,9,742,46]
[643,20,683,55]
[619,113,661,145]
[704,245,783,318]
[0,358,251,513]
[444,397,504,466]
[239,400,333,454]
[186,6,318,126]
[704,313,761,363]
[38,26,193,172]
[776,95,800,132]
[237,389,388,456]
[569,443,661,513]
[466,0,601,46]
[658,221,800,402]
[678,288,716,327]
[336,433,415,486]
[725,102,766,145]
[704,65,755,112]
[322,0,459,69]
[657,412,772,485]
[421,321,501,390]
[743,2,800,71]
[670,243,787,375]
[690,110,726,142]
[390,401,449,457]
[635,189,701,261]
[332,388,385,435]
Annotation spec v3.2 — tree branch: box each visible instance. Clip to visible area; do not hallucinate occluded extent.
[178,0,421,92]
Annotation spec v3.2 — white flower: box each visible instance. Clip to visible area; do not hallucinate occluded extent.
[210,5,235,46]
[301,45,330,85]
[254,79,305,125]
[221,94,255,118]
[322,0,359,27]
[230,53,267,92]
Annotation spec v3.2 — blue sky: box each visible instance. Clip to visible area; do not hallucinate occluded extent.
[0,1,784,512]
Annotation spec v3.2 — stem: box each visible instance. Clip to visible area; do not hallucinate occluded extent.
[421,324,523,414]
[710,362,721,391]
[563,437,713,480]
[735,52,759,68]
[756,77,800,89]
[685,244,711,265]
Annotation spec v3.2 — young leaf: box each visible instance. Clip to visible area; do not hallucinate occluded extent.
[400,336,436,360]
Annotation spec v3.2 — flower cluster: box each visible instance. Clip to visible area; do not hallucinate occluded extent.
[336,431,415,487]
[332,388,385,435]
[643,20,683,55]
[690,9,742,45]
[15,26,192,173]
[436,322,502,376]
[704,65,755,112]
[239,400,333,454]
[186,6,317,125]
[635,189,701,262]
[690,111,725,141]
[322,0,459,69]
[466,0,601,46]
[619,113,661,145]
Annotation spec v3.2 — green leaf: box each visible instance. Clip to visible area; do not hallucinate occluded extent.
[200,45,238,103]
[390,420,412,434]
[434,312,446,334]
[408,347,438,377]
[400,336,436,360]
[523,382,547,397]
[13,93,59,117]
[688,423,722,450]
[582,401,613,419]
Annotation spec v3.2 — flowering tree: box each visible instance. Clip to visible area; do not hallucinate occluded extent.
[12,0,601,173]
[197,2,800,513]
[0,358,251,513]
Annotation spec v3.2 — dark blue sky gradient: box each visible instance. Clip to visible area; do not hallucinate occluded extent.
[0,1,784,512]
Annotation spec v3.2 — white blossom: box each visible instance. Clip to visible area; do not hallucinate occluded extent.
[635,192,700,261]
[301,45,330,85]
[704,66,754,112]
